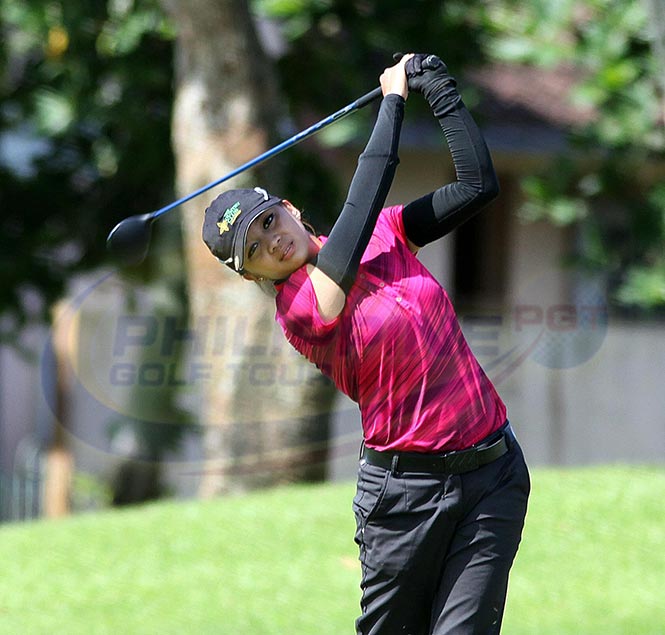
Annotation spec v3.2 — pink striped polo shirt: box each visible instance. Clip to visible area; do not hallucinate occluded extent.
[274,205,506,453]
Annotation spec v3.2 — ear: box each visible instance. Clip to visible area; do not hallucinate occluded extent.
[282,199,301,219]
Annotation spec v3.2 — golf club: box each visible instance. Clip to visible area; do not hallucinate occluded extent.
[106,86,383,264]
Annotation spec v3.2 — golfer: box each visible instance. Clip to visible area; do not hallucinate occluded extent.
[202,53,530,635]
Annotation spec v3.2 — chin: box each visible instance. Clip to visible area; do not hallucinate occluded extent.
[290,243,308,268]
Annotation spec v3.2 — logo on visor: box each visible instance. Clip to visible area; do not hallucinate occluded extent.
[217,201,242,235]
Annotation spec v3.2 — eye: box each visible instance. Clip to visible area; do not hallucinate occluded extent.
[248,212,274,260]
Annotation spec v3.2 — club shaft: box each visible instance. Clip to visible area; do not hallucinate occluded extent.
[151,86,383,220]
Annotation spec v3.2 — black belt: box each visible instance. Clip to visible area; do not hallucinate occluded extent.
[361,423,513,474]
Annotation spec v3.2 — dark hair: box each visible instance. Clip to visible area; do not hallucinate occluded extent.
[302,219,318,236]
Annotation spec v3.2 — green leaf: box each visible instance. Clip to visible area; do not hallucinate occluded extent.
[253,0,331,18]
[33,88,74,134]
[549,197,588,225]
[492,36,538,63]
[317,117,361,148]
[616,267,665,307]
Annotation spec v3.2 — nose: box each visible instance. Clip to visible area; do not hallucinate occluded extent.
[268,233,281,254]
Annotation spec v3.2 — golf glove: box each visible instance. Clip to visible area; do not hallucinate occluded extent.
[401,53,462,117]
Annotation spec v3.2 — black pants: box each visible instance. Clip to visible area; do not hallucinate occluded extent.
[353,429,530,635]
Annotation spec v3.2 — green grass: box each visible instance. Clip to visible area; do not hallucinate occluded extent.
[0,465,664,634]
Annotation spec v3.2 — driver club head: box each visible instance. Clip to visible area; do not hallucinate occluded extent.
[106,213,154,265]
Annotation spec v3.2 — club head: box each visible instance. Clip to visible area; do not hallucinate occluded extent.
[106,213,154,265]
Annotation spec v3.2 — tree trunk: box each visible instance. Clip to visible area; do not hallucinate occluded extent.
[162,0,336,494]
[44,300,75,518]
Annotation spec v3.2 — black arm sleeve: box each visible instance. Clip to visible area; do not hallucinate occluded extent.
[402,101,500,248]
[314,94,404,294]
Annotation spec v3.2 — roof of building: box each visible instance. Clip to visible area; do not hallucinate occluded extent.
[466,62,595,128]
[399,62,596,156]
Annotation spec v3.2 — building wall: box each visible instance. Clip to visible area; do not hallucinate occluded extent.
[0,328,52,471]
[499,320,665,466]
[0,327,52,520]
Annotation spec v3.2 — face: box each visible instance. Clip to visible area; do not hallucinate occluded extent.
[242,201,319,281]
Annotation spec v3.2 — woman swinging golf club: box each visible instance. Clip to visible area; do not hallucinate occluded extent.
[202,53,530,635]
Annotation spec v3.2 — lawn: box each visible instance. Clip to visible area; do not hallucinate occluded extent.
[0,465,663,634]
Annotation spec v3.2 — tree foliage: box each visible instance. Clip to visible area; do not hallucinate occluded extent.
[254,0,487,106]
[2,0,663,346]
[0,0,177,342]
[480,0,665,309]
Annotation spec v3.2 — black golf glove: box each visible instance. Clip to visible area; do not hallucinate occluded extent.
[392,52,499,247]
[394,53,462,117]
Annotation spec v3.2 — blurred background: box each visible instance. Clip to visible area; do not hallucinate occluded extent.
[1,0,664,523]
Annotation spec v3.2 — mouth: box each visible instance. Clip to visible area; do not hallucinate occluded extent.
[281,241,294,261]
